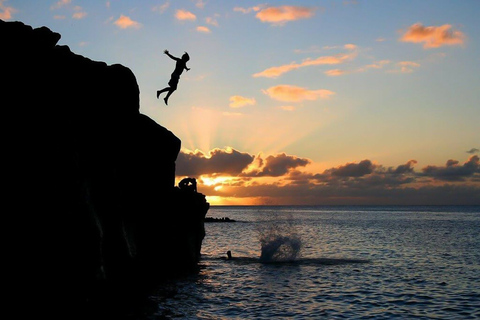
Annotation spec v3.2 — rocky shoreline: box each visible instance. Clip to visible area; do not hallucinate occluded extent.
[205,216,236,222]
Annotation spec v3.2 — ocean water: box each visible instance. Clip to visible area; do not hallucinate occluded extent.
[151,206,480,319]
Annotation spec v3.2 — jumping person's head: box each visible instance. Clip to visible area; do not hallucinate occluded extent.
[182,52,190,62]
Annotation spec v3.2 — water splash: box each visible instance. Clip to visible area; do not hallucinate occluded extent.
[257,213,302,263]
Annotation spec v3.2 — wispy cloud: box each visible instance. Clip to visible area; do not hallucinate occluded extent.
[263,85,335,102]
[114,15,141,29]
[152,2,169,14]
[279,106,296,111]
[356,60,391,73]
[325,59,392,77]
[0,0,17,19]
[397,61,420,73]
[254,50,357,78]
[50,0,71,10]
[255,5,316,26]
[229,96,256,108]
[72,6,87,19]
[400,23,466,49]
[467,148,479,154]
[72,11,86,19]
[195,0,206,9]
[175,9,196,21]
[385,61,421,74]
[196,26,211,33]
[233,5,264,14]
[206,16,219,27]
[324,69,348,76]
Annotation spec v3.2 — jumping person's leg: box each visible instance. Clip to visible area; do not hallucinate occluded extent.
[157,87,170,99]
[164,88,176,105]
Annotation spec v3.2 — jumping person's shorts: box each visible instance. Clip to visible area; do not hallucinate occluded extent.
[168,74,179,90]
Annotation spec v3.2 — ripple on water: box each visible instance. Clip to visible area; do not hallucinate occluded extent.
[152,206,480,319]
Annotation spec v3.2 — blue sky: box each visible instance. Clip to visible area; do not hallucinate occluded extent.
[3,0,479,205]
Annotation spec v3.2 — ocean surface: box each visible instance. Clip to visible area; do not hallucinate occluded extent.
[151,206,480,319]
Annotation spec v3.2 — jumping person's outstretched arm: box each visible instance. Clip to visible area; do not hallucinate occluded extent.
[164,49,179,61]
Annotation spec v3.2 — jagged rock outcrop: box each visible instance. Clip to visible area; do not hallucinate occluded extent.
[2,19,209,315]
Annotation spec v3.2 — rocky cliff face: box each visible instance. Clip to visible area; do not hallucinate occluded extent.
[2,19,209,315]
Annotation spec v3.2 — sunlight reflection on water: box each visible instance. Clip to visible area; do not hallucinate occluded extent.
[152,206,480,319]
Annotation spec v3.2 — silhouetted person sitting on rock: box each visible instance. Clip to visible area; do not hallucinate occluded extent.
[157,49,190,105]
[179,177,197,193]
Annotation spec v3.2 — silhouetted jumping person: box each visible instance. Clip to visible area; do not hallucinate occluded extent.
[157,49,190,105]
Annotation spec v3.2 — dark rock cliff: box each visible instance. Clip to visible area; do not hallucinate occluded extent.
[2,19,209,316]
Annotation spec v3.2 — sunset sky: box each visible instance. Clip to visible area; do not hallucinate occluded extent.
[4,0,479,205]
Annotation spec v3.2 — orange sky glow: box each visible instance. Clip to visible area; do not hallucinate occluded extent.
[5,0,479,205]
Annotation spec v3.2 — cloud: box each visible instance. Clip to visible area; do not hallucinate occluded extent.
[0,0,17,19]
[364,60,391,70]
[176,148,480,205]
[72,10,87,19]
[114,15,141,29]
[216,181,480,205]
[263,85,335,102]
[206,16,219,27]
[327,59,394,76]
[229,96,256,108]
[344,44,357,50]
[195,0,206,9]
[196,26,211,33]
[388,160,417,174]
[467,148,479,154]
[176,148,255,176]
[279,106,296,111]
[400,23,466,49]
[255,5,315,26]
[49,2,87,20]
[50,0,71,10]
[399,61,420,67]
[152,2,170,14]
[324,69,348,76]
[395,61,420,73]
[326,160,376,177]
[253,51,357,78]
[175,9,196,21]
[243,153,311,177]
[421,155,480,181]
[233,6,263,14]
[356,60,391,73]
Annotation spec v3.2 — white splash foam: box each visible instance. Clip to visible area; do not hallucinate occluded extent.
[257,213,302,263]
